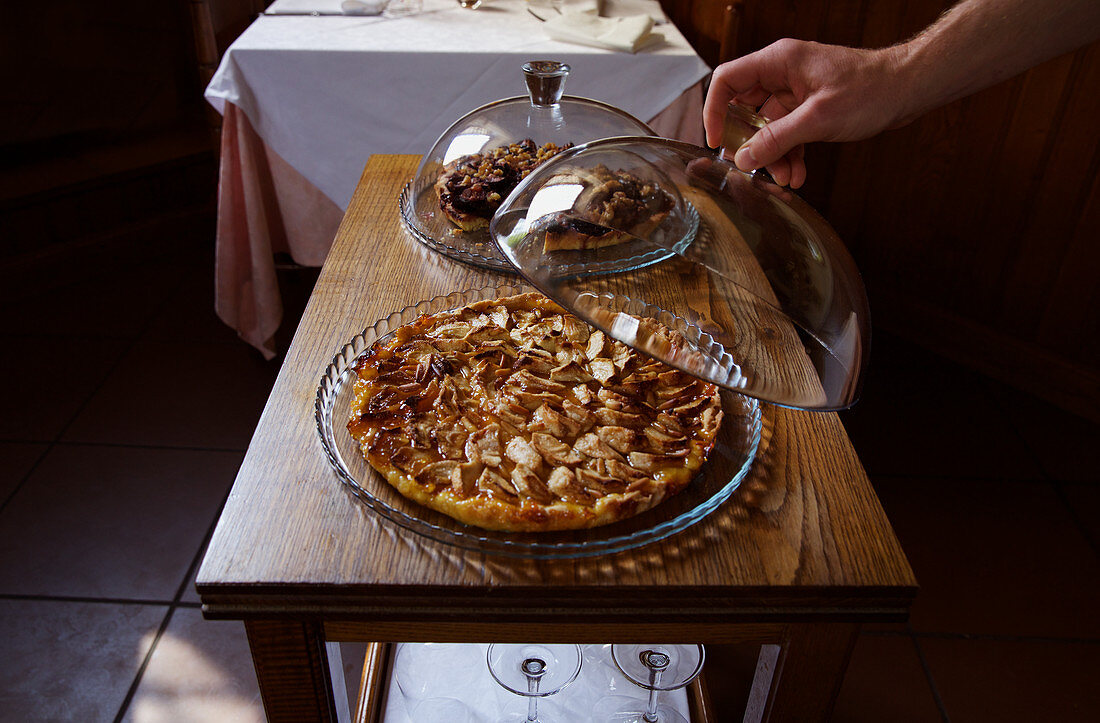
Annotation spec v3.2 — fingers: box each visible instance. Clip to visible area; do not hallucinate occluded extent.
[733,104,817,172]
[757,94,791,122]
[764,145,806,188]
[766,155,792,187]
[704,51,777,147]
[705,39,814,146]
[704,82,773,147]
[787,145,807,189]
[703,75,740,148]
[754,96,805,186]
[704,38,817,186]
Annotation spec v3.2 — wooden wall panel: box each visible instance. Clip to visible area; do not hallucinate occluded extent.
[1011,44,1100,340]
[665,0,1100,418]
[1043,167,1100,358]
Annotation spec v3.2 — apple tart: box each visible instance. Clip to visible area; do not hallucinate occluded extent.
[346,293,723,532]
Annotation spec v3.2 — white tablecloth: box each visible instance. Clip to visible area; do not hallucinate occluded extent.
[204,0,711,357]
[205,0,710,209]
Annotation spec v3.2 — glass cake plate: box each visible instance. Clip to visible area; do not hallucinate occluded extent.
[399,60,660,272]
[315,283,762,559]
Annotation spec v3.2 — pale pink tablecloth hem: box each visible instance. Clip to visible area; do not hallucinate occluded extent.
[215,105,343,359]
[215,81,705,358]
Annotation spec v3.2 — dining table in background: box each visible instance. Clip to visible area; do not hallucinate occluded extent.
[205,0,711,358]
[196,153,917,723]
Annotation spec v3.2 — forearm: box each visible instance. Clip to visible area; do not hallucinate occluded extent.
[893,0,1100,122]
[703,0,1100,183]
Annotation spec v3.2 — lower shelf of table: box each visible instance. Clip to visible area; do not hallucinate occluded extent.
[354,643,715,723]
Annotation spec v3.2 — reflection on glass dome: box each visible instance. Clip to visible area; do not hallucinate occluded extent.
[441,133,493,165]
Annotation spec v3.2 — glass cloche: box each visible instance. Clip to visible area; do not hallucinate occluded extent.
[489,132,871,411]
[400,60,657,272]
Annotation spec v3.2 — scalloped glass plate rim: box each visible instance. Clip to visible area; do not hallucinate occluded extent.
[399,180,513,271]
[314,283,762,559]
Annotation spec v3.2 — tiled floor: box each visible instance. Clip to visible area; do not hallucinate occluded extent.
[2,218,1098,722]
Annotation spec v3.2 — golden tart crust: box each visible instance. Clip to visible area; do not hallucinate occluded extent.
[347,293,723,532]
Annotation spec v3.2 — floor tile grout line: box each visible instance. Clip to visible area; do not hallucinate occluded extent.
[866,471,1058,485]
[1,445,65,517]
[911,630,1100,645]
[3,332,137,342]
[113,606,178,723]
[170,481,235,605]
[46,325,154,444]
[954,367,1100,559]
[1052,481,1100,560]
[114,481,239,721]
[104,260,228,722]
[0,328,144,516]
[908,630,952,723]
[4,331,249,347]
[0,443,51,516]
[0,593,180,606]
[130,255,209,343]
[981,378,1061,483]
[860,628,915,637]
[0,261,252,518]
[0,438,250,454]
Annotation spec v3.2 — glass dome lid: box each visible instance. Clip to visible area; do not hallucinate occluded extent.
[400,61,657,272]
[489,136,871,411]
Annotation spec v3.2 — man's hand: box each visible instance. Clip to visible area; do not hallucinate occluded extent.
[703,39,910,189]
[703,0,1100,189]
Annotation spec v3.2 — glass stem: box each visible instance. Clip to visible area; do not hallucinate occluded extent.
[527,690,538,723]
[524,659,544,723]
[643,667,663,723]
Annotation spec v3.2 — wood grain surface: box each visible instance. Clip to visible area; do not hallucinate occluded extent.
[353,643,388,723]
[196,155,915,621]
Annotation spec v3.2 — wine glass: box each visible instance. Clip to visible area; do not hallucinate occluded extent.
[409,697,478,722]
[394,643,486,707]
[486,643,582,723]
[596,644,705,723]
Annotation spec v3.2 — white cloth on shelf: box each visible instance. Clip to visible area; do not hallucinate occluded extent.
[381,643,693,723]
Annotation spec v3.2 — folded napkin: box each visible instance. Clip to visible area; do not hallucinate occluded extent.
[264,0,388,14]
[554,0,667,23]
[341,0,388,14]
[557,0,599,15]
[602,0,667,24]
[544,12,663,53]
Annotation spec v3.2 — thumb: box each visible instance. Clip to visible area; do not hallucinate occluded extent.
[733,106,815,172]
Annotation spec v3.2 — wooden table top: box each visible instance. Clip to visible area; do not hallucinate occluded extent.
[196,155,916,625]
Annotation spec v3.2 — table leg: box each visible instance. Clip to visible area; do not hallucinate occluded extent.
[743,623,860,723]
[245,619,338,723]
